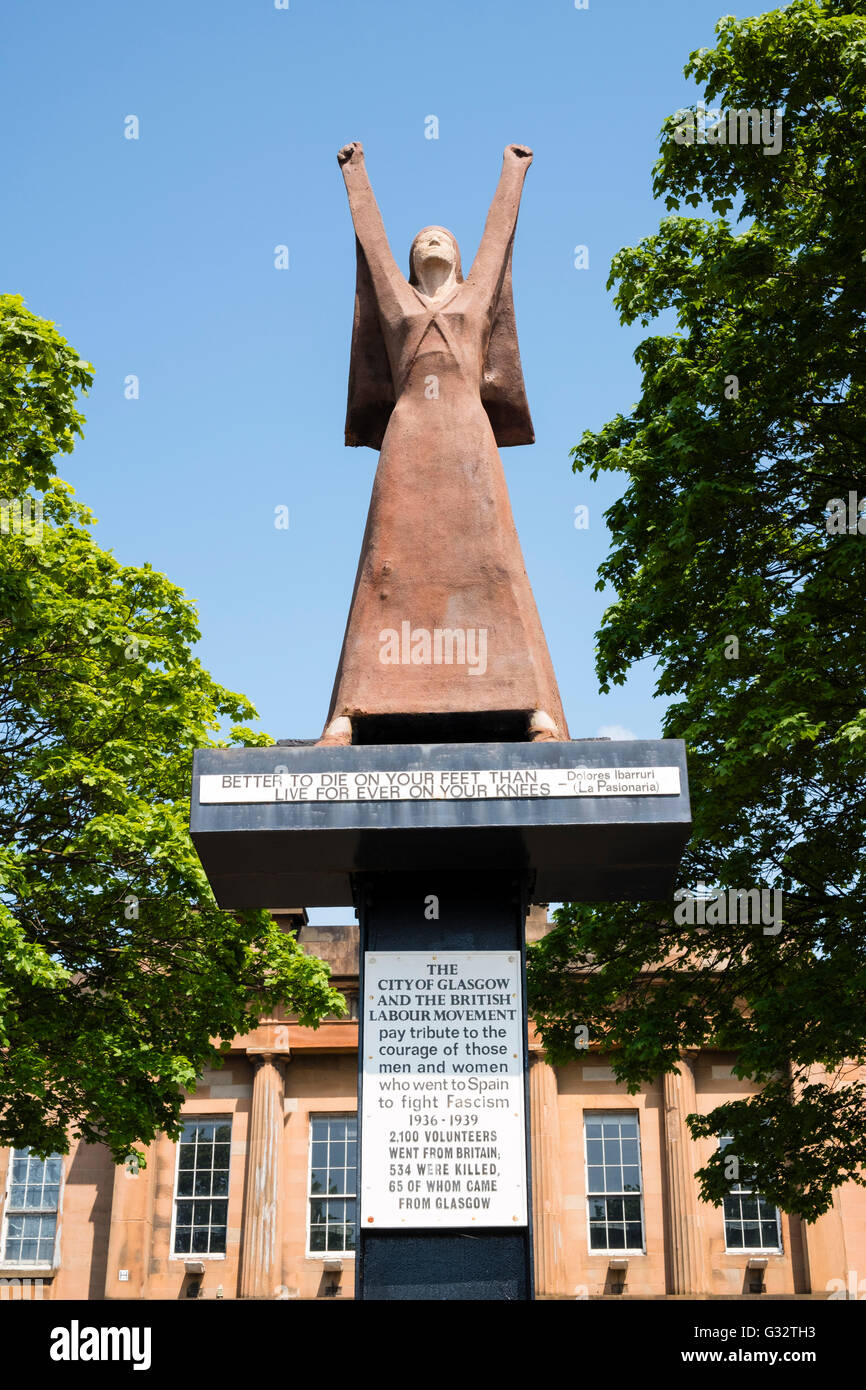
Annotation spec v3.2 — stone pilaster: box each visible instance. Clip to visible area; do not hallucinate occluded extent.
[662,1055,707,1294]
[103,1142,158,1299]
[529,1052,566,1296]
[239,1051,286,1299]
[792,1063,850,1295]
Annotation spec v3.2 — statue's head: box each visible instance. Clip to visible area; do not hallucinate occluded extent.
[409,226,463,288]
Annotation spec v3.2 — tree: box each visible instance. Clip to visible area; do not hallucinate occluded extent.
[528,0,866,1221]
[0,294,344,1163]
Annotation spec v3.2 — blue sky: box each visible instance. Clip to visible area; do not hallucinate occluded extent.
[4,0,746,916]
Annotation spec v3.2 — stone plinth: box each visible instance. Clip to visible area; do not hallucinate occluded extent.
[191,738,691,908]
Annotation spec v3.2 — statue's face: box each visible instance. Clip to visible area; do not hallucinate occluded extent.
[412,228,457,279]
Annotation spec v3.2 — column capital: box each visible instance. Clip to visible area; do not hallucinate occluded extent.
[246,1047,290,1075]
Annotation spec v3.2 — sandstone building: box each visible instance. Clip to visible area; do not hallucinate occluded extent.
[1,908,862,1301]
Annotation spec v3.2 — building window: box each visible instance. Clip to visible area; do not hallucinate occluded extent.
[720,1136,782,1251]
[344,993,360,1021]
[584,1112,645,1252]
[172,1119,231,1256]
[308,1115,356,1254]
[322,992,359,1022]
[2,1148,63,1266]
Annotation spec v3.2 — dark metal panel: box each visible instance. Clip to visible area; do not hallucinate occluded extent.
[190,740,692,906]
[359,1232,529,1301]
[355,871,534,1301]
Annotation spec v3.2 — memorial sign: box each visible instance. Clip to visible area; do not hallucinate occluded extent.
[199,766,681,805]
[361,952,527,1228]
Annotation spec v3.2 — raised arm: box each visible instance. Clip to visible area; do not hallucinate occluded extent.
[467,144,533,303]
[338,142,406,319]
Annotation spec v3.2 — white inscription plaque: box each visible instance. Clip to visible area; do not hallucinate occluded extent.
[199,765,680,804]
[360,951,527,1229]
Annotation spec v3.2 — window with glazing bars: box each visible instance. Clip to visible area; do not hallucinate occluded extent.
[720,1135,782,1251]
[584,1113,645,1252]
[308,1115,357,1253]
[2,1149,62,1265]
[172,1119,231,1255]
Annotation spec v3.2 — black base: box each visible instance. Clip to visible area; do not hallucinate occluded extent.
[360,1232,529,1301]
[355,870,534,1301]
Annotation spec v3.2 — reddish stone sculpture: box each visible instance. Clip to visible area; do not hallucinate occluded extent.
[320,142,569,745]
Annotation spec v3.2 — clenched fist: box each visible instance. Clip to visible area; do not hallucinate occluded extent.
[338,141,364,166]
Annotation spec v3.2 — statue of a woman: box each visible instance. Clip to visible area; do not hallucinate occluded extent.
[320,142,568,745]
